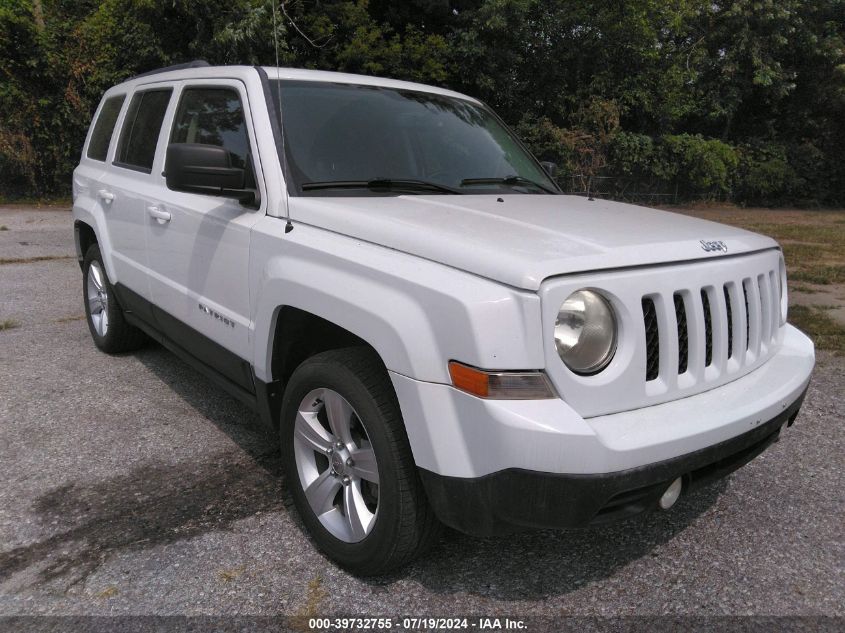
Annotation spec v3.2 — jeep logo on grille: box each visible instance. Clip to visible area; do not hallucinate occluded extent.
[700,239,727,253]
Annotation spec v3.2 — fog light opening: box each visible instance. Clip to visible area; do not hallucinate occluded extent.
[659,477,683,510]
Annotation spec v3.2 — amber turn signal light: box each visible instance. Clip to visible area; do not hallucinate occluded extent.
[448,361,556,400]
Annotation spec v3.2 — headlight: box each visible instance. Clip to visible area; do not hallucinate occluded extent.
[555,289,617,374]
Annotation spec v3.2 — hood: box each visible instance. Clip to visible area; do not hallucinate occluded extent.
[289,194,778,291]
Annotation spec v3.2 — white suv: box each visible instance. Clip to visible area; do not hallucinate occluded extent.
[72,62,815,575]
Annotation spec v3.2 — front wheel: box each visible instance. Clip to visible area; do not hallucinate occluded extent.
[280,347,440,575]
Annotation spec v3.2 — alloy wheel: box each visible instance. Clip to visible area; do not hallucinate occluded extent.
[86,261,109,337]
[293,388,380,543]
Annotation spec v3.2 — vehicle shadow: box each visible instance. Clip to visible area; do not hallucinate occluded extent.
[133,341,729,601]
[131,342,280,464]
[2,340,728,600]
[386,480,727,600]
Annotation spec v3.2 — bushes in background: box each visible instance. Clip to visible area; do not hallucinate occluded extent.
[1,0,843,205]
[522,124,826,206]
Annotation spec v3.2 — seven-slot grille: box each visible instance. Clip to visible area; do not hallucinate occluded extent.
[541,249,785,419]
[641,270,781,384]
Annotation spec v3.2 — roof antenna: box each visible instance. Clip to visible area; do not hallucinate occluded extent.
[272,0,293,233]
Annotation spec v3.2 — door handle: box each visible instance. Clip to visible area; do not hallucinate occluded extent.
[147,205,171,224]
[98,189,115,203]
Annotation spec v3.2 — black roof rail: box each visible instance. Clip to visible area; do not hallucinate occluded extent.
[129,60,211,80]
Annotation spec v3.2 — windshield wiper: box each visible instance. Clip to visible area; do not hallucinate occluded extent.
[460,175,557,194]
[301,178,462,195]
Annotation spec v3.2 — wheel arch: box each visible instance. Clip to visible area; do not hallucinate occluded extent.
[253,278,440,388]
[72,198,118,284]
[74,219,99,269]
[257,301,403,436]
[270,306,377,389]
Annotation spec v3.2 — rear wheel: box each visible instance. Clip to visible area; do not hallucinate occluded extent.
[82,244,146,353]
[281,347,440,575]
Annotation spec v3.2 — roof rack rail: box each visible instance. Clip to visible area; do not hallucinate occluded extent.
[130,60,211,80]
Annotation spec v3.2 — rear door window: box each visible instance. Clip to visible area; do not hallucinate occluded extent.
[114,88,173,172]
[87,95,125,161]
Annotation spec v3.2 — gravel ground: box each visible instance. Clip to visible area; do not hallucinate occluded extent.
[0,206,842,623]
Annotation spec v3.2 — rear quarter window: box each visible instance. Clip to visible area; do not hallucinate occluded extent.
[86,95,125,161]
[114,88,173,172]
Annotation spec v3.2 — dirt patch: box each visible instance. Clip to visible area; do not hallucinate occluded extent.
[0,255,74,265]
[788,305,845,353]
[0,199,72,209]
[0,319,20,331]
[54,314,86,323]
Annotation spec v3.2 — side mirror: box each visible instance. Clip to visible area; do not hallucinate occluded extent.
[540,161,558,178]
[165,143,254,204]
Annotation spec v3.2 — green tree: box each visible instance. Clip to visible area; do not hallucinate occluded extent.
[0,0,842,204]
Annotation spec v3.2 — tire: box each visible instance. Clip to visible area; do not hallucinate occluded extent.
[280,347,441,575]
[82,244,146,353]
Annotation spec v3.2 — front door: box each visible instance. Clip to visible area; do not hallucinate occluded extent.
[144,80,265,390]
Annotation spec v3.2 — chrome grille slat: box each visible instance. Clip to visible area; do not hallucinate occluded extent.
[758,274,771,354]
[640,265,780,387]
[661,293,680,388]
[707,285,729,373]
[746,277,762,359]
[768,270,779,342]
[685,288,706,381]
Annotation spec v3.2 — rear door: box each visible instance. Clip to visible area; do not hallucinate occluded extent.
[74,91,126,267]
[104,84,175,311]
[144,79,265,390]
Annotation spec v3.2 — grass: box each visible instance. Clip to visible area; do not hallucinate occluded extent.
[739,217,845,350]
[0,255,74,265]
[789,305,845,354]
[217,566,245,582]
[0,319,21,331]
[0,196,72,207]
[675,207,845,353]
[291,575,327,631]
[789,264,845,285]
[789,283,820,294]
[731,218,845,287]
[55,315,85,323]
[95,586,118,599]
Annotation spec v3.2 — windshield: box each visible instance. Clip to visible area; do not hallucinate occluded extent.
[270,80,558,196]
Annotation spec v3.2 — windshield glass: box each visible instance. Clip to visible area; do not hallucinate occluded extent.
[271,80,558,195]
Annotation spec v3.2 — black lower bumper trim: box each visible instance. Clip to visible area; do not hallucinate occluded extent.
[419,388,807,536]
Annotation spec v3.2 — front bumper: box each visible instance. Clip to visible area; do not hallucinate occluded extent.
[390,324,814,535]
[419,387,805,535]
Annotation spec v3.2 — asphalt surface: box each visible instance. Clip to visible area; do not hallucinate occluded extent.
[0,206,842,620]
